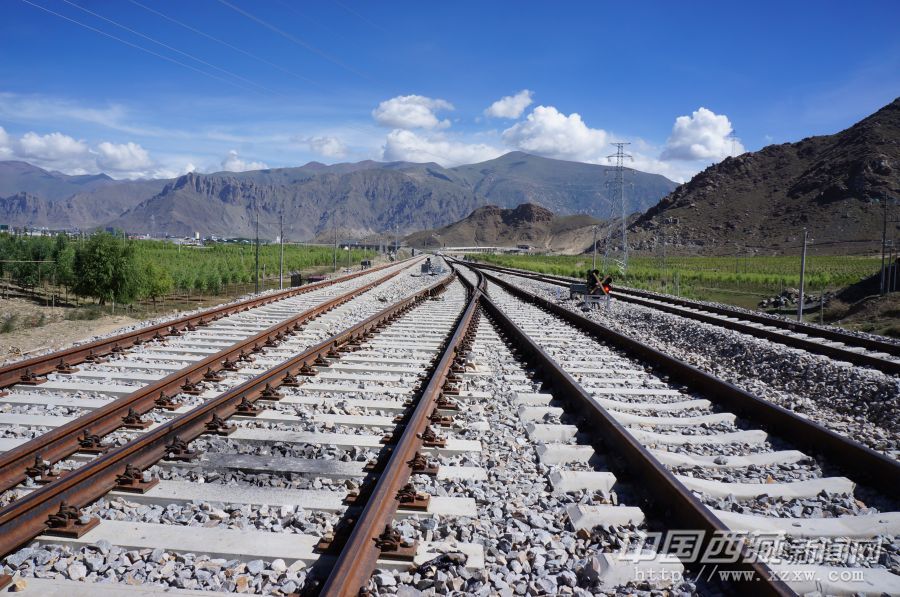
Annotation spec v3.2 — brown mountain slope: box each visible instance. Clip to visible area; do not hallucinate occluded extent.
[405,203,602,253]
[630,97,900,255]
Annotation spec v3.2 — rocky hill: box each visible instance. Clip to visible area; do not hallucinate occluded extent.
[630,98,900,255]
[405,203,602,253]
[0,152,676,239]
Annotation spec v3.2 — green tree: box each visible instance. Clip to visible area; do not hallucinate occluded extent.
[140,260,174,304]
[11,235,52,292]
[73,233,140,306]
[51,235,76,300]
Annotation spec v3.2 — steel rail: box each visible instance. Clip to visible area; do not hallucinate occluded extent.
[318,267,484,597]
[0,261,419,494]
[479,268,900,496]
[471,270,793,596]
[468,261,900,375]
[0,271,454,561]
[0,258,412,389]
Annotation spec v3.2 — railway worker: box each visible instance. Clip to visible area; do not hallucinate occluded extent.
[601,275,613,310]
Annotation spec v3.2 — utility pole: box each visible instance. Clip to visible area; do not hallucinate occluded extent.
[332,219,337,273]
[881,198,889,295]
[254,200,260,294]
[591,225,598,271]
[603,142,633,276]
[888,242,896,293]
[279,210,284,290]
[797,228,808,322]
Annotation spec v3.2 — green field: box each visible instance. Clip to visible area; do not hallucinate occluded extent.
[130,240,375,294]
[1,233,376,304]
[469,253,882,308]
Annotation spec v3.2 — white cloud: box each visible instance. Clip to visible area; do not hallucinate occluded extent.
[372,95,454,130]
[96,141,153,172]
[485,89,533,119]
[151,162,196,179]
[661,107,743,161]
[0,91,180,138]
[220,150,268,172]
[382,129,503,167]
[502,105,610,162]
[17,131,90,165]
[628,153,691,184]
[307,136,347,158]
[0,127,178,178]
[0,127,11,158]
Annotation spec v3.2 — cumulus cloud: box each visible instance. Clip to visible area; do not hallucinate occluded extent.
[307,136,347,158]
[151,162,197,179]
[0,127,175,178]
[16,131,90,165]
[485,89,533,119]
[661,107,743,161]
[96,141,153,171]
[372,95,454,130]
[502,105,609,162]
[221,150,268,172]
[382,129,503,167]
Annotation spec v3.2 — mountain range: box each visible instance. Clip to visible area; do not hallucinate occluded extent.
[629,98,900,255]
[0,152,677,240]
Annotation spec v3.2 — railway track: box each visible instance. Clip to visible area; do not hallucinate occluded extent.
[467,261,900,375]
[456,263,899,596]
[0,258,411,389]
[0,258,479,595]
[0,257,897,595]
[0,259,420,497]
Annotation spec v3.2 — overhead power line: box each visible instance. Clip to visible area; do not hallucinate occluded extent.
[59,0,279,96]
[215,0,369,80]
[330,0,389,34]
[127,0,319,87]
[18,0,252,92]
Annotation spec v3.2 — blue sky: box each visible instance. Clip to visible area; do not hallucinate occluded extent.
[1,0,898,182]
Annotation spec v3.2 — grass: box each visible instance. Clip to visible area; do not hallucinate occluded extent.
[468,253,883,310]
[133,241,376,294]
[0,315,17,334]
[64,306,106,321]
[1,312,51,334]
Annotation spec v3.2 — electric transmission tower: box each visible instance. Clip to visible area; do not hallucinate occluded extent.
[602,142,633,276]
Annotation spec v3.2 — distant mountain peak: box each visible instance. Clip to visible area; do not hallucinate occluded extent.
[406,202,600,252]
[0,152,676,238]
[300,161,328,170]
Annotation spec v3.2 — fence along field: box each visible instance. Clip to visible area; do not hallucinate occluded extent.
[0,232,376,314]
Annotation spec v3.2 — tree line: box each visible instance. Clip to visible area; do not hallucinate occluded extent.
[1,233,375,307]
[1,232,172,306]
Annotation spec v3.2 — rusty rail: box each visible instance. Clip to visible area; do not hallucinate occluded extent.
[479,268,900,497]
[472,269,793,596]
[0,260,419,494]
[318,267,483,596]
[468,260,900,374]
[0,271,453,561]
[0,257,412,389]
